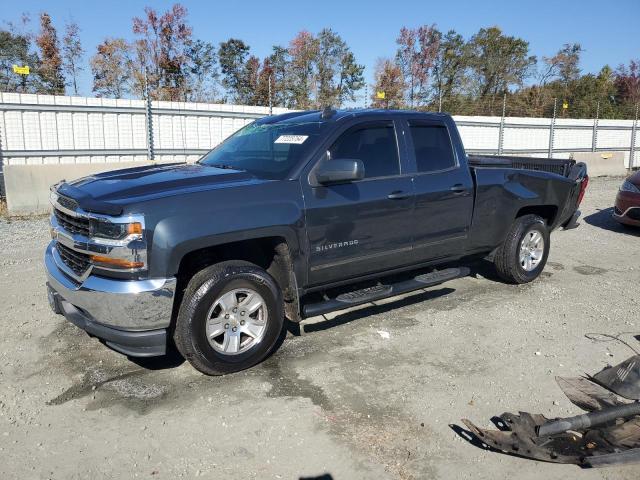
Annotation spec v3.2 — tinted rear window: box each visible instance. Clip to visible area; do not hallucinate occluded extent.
[409,124,456,173]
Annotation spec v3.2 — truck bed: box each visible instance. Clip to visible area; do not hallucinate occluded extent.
[468,155,575,178]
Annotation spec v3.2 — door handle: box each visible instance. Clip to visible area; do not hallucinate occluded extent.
[449,184,467,194]
[387,191,411,200]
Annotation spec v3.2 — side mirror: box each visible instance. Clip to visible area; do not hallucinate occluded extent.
[315,159,365,185]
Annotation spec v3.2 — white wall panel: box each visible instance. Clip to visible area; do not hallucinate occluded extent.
[1,93,637,171]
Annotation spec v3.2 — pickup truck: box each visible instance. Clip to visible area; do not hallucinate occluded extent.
[45,109,588,375]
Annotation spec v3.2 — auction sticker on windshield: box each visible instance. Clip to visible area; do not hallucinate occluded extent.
[274,135,308,144]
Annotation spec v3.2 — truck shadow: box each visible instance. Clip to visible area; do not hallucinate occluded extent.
[127,346,186,370]
[300,287,455,334]
[584,208,640,237]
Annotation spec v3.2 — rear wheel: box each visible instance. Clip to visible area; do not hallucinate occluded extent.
[494,214,550,284]
[174,261,284,375]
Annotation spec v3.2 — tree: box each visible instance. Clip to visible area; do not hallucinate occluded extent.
[539,43,582,93]
[396,27,417,106]
[132,3,193,100]
[395,25,440,107]
[35,13,65,94]
[314,28,364,107]
[90,38,131,98]
[268,45,290,107]
[287,30,318,109]
[431,30,470,110]
[615,59,640,107]
[242,55,260,104]
[467,27,536,109]
[62,21,84,95]
[0,29,41,93]
[567,66,617,118]
[254,57,274,107]
[218,38,250,103]
[371,58,404,109]
[185,39,219,102]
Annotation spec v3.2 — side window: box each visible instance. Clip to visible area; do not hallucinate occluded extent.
[408,124,456,173]
[329,122,400,178]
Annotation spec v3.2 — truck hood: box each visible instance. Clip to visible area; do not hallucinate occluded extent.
[58,163,266,215]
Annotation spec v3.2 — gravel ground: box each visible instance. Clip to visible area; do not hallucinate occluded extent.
[0,176,639,479]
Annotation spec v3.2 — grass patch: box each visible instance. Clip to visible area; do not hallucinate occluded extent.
[0,198,7,217]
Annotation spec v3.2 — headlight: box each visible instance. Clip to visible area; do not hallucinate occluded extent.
[88,216,147,272]
[620,180,640,194]
[90,219,143,240]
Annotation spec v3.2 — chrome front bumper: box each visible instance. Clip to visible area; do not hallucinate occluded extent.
[45,241,176,331]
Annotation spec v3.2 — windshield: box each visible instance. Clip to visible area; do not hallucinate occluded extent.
[199,121,324,179]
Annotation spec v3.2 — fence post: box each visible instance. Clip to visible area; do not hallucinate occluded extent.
[144,77,155,161]
[591,101,599,152]
[631,103,639,170]
[498,93,507,155]
[548,98,557,158]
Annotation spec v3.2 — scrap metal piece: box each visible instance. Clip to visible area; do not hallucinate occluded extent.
[462,410,640,467]
[460,354,640,467]
[461,413,583,464]
[593,355,640,400]
[556,376,627,412]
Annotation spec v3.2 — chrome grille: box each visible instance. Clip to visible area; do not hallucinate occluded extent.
[56,242,91,277]
[57,195,78,211]
[54,208,90,237]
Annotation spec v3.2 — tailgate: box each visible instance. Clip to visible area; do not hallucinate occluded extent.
[559,162,589,228]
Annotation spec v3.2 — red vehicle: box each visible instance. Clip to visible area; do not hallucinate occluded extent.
[613,171,640,227]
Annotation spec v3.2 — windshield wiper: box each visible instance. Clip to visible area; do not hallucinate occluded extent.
[209,163,245,171]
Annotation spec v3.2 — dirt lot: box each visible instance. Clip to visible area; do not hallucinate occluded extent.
[0,176,639,479]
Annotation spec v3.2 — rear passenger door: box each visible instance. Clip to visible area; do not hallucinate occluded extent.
[303,120,414,286]
[405,119,474,261]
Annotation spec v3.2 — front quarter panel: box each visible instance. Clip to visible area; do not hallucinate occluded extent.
[138,180,306,281]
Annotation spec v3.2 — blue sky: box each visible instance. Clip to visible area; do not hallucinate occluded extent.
[2,0,639,99]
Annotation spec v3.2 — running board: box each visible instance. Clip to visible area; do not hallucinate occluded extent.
[302,267,469,318]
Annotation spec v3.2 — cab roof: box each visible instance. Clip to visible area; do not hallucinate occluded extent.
[257,108,450,125]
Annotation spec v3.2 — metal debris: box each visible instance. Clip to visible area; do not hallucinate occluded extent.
[461,352,640,467]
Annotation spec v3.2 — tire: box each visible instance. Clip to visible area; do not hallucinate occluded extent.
[494,214,550,284]
[174,260,284,375]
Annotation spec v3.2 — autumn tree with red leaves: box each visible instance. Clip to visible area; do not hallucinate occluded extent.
[372,58,404,109]
[91,38,132,98]
[615,60,640,107]
[396,25,440,107]
[35,12,65,94]
[132,3,193,100]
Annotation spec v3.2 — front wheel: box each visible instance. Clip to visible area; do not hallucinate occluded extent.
[494,214,550,284]
[174,261,284,375]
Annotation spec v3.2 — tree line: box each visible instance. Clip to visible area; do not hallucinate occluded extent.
[1,5,639,119]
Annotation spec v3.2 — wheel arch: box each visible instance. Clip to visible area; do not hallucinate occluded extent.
[172,236,301,326]
[515,204,558,226]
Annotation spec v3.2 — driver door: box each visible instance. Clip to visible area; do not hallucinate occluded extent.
[302,120,415,286]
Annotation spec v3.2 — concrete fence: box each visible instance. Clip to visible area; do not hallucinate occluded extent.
[0,92,638,215]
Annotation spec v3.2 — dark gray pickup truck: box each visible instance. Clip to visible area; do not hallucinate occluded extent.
[45,109,588,375]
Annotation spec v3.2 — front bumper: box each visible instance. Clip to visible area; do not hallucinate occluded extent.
[45,241,176,356]
[613,191,640,227]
